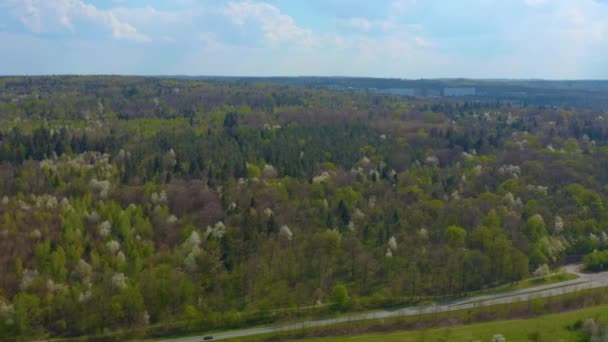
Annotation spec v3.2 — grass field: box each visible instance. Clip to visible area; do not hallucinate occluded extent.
[297,304,608,342]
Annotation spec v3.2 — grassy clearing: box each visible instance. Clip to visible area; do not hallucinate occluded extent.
[298,304,608,342]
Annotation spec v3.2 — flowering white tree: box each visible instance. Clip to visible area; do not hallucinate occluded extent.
[498,165,521,178]
[20,269,38,290]
[106,240,121,254]
[151,190,168,205]
[418,228,428,239]
[279,225,293,241]
[116,251,126,266]
[184,231,201,249]
[385,248,393,258]
[87,211,100,224]
[472,165,482,176]
[388,236,398,251]
[262,164,278,178]
[89,178,111,198]
[205,221,226,239]
[111,273,128,290]
[313,171,331,183]
[539,236,568,262]
[0,298,14,325]
[73,259,92,281]
[425,156,439,167]
[184,251,200,273]
[353,208,365,219]
[368,196,376,208]
[99,221,112,238]
[166,215,178,224]
[554,215,564,234]
[533,264,550,277]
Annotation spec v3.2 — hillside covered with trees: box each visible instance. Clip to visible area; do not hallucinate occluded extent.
[1,76,608,340]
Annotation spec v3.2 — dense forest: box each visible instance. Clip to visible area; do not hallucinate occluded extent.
[1,76,608,340]
[193,77,608,111]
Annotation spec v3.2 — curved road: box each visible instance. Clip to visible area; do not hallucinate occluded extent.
[165,265,608,341]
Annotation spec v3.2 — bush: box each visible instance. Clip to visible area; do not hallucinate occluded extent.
[530,297,545,315]
[584,250,608,272]
[330,284,350,311]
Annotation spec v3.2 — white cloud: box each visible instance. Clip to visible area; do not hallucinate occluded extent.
[111,6,185,28]
[2,0,605,78]
[224,1,313,45]
[339,17,396,32]
[110,5,187,43]
[7,0,149,42]
[174,0,437,77]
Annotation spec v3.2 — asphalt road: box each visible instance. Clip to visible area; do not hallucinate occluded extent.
[164,264,608,342]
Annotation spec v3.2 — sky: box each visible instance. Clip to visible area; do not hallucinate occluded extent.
[0,0,607,79]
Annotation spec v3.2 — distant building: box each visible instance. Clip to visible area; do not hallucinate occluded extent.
[444,87,476,96]
[425,89,441,97]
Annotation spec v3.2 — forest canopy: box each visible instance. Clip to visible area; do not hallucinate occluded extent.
[1,76,608,340]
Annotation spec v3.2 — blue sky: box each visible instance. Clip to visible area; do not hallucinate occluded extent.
[0,0,607,78]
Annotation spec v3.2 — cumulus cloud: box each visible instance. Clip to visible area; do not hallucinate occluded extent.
[224,1,313,45]
[7,0,149,42]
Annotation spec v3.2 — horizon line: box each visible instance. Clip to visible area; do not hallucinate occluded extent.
[1,75,607,82]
